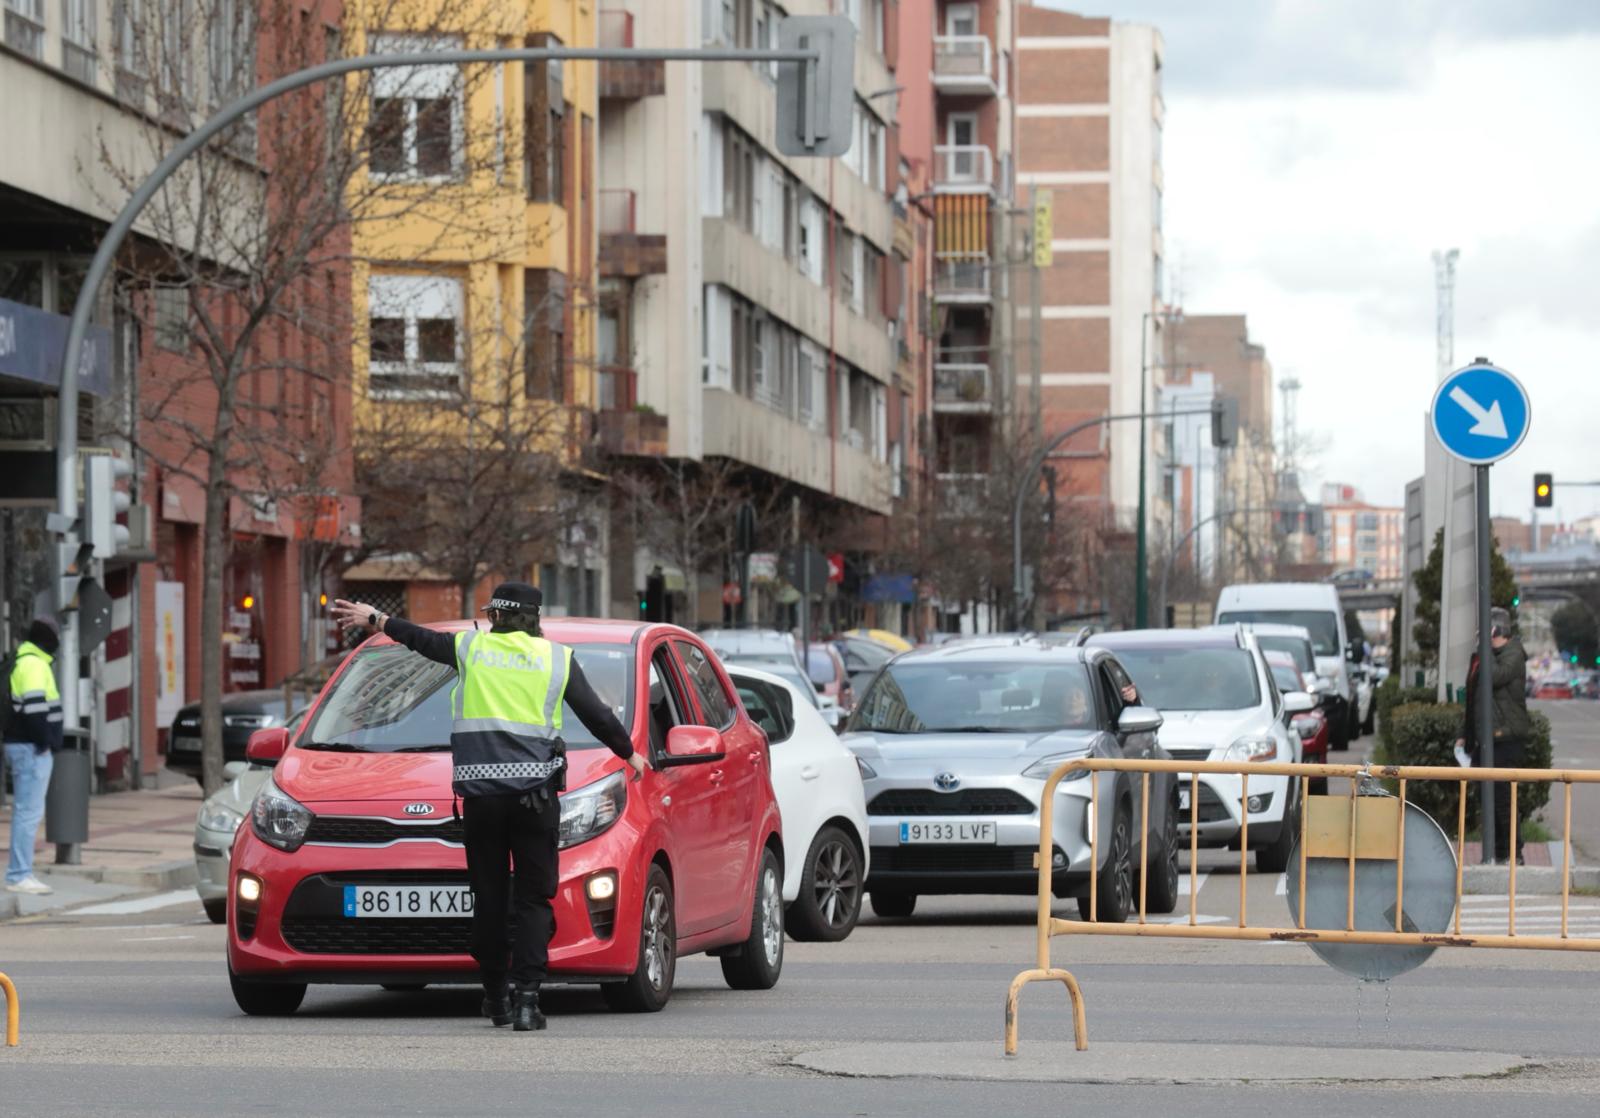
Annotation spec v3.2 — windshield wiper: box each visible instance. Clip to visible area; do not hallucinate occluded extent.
[936,725,1004,733]
[393,744,452,753]
[299,741,376,753]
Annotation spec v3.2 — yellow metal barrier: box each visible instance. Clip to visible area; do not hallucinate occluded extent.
[1005,757,1600,1055]
[0,970,17,1046]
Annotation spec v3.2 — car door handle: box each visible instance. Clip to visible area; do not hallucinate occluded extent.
[799,764,820,781]
[709,769,725,784]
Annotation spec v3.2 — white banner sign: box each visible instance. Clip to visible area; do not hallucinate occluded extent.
[155,581,185,726]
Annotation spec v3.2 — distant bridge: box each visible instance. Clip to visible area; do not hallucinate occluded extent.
[1332,558,1600,612]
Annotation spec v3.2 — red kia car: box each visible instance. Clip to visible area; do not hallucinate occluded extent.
[226,619,785,1016]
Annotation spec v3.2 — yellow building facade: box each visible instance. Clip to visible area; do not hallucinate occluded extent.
[348,0,597,450]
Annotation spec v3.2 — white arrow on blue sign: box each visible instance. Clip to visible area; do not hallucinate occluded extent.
[1429,361,1531,465]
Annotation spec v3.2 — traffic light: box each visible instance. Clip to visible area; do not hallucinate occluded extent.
[83,454,133,558]
[1042,465,1057,529]
[1571,654,1580,665]
[643,569,667,622]
[1534,472,1553,508]
[1512,595,1521,608]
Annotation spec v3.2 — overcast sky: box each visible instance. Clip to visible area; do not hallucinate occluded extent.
[1047,1,1600,525]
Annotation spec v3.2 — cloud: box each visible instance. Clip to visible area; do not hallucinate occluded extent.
[1062,0,1600,93]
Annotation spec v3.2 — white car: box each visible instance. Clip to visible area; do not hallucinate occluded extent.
[194,711,306,922]
[725,664,870,941]
[1086,627,1312,873]
[194,760,273,923]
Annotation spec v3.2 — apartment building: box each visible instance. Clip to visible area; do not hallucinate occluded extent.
[349,0,604,617]
[1321,484,1403,580]
[1013,3,1162,530]
[596,0,907,622]
[2,0,357,785]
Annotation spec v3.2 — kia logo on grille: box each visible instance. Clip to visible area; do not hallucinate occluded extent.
[934,772,960,791]
[402,803,436,816]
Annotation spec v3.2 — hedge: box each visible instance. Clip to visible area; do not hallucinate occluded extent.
[1375,674,1435,755]
[1380,701,1553,832]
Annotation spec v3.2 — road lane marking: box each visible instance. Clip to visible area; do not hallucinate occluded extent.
[1275,874,1287,896]
[71,890,200,916]
[1177,873,1208,896]
[120,935,195,942]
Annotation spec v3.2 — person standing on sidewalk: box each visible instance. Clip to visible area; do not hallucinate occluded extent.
[1456,606,1532,865]
[5,618,63,895]
[330,584,645,1032]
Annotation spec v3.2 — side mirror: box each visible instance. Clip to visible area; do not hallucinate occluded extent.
[1283,691,1316,715]
[1117,705,1163,735]
[661,725,725,767]
[245,727,289,766]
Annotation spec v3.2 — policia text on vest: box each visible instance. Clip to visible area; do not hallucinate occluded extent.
[331,587,644,1032]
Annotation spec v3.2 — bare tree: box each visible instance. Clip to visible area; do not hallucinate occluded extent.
[99,0,528,791]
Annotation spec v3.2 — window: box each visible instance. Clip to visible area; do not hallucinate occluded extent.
[62,0,98,82]
[368,33,462,180]
[798,194,824,284]
[524,269,566,401]
[367,273,463,397]
[153,286,189,351]
[736,678,794,743]
[675,641,735,729]
[113,0,142,75]
[853,662,1097,734]
[208,0,254,102]
[849,235,865,315]
[156,0,194,103]
[946,2,978,36]
[5,0,45,59]
[647,649,689,757]
[1109,647,1263,713]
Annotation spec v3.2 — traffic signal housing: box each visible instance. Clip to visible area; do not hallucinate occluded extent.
[84,454,133,558]
[1211,397,1239,448]
[1534,472,1553,508]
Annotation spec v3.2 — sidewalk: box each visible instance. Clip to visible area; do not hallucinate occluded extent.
[0,774,202,919]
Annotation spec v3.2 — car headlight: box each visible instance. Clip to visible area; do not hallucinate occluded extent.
[1291,714,1323,739]
[855,756,877,780]
[1022,753,1092,781]
[198,802,245,834]
[559,770,627,850]
[250,777,314,852]
[1224,735,1278,762]
[225,713,277,729]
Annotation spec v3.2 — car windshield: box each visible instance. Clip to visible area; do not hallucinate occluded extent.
[1111,648,1262,712]
[726,656,818,707]
[1268,662,1302,692]
[806,648,836,684]
[1255,635,1315,673]
[302,642,633,752]
[850,662,1096,734]
[1218,610,1339,656]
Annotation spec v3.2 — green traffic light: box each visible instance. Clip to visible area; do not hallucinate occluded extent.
[1512,596,1520,607]
[1572,654,1580,664]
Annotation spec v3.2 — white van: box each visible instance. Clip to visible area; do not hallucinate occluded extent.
[1214,583,1355,750]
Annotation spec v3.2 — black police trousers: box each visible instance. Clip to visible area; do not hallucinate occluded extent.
[1491,739,1526,863]
[463,791,559,990]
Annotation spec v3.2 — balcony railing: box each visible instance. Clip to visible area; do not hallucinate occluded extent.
[598,9,633,48]
[933,35,996,93]
[599,188,636,235]
[934,254,991,302]
[597,365,638,412]
[933,364,992,410]
[934,144,995,191]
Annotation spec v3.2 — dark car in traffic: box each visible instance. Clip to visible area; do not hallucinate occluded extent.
[166,658,340,782]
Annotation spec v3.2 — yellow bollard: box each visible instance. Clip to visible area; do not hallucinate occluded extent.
[0,970,18,1046]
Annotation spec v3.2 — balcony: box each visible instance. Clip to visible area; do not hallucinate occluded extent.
[933,254,991,304]
[595,367,669,457]
[598,188,667,277]
[933,35,997,97]
[934,145,995,193]
[599,11,664,99]
[933,364,993,412]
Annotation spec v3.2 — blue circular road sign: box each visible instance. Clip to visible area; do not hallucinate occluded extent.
[1430,361,1531,465]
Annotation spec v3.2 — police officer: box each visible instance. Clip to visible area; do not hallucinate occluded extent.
[331,584,645,1032]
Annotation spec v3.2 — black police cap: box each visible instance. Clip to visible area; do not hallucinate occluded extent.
[483,582,542,614]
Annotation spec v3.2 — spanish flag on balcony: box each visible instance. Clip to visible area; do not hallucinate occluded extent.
[936,194,989,256]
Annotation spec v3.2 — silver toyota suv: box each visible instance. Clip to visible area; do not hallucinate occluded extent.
[841,638,1178,923]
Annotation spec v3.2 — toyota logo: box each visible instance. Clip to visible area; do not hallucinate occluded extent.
[402,802,436,816]
[934,772,960,791]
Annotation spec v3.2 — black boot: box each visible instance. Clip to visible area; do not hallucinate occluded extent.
[481,981,512,1027]
[512,987,546,1032]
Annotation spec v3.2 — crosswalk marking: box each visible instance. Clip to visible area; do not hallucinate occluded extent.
[1178,873,1208,896]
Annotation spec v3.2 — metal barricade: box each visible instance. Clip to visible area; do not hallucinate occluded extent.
[0,970,18,1046]
[1005,757,1600,1055]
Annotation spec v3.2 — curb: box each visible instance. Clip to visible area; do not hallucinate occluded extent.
[0,894,17,920]
[34,859,197,891]
[1462,864,1600,895]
